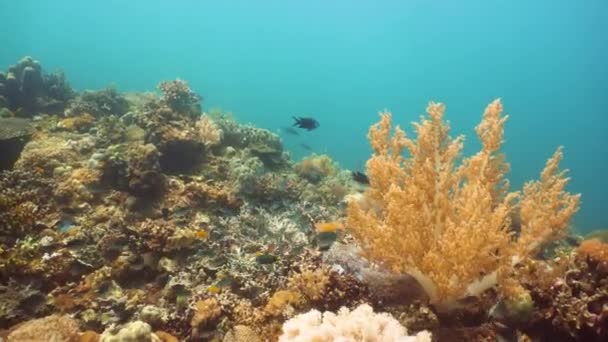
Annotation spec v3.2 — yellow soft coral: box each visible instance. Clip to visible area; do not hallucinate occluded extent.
[347,99,580,307]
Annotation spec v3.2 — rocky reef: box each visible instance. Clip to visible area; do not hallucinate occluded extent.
[0,58,603,342]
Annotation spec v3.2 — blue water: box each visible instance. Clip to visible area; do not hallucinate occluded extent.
[2,0,607,233]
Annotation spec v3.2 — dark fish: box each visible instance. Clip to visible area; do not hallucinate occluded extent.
[316,231,337,251]
[352,171,369,185]
[293,116,319,131]
[280,126,300,136]
[256,253,277,264]
[300,143,313,151]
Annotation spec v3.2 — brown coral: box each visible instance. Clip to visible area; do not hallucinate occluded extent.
[191,298,222,336]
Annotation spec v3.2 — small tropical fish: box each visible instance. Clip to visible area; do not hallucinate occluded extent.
[293,116,320,131]
[207,285,221,293]
[280,126,300,136]
[255,252,278,264]
[352,171,369,185]
[195,230,209,240]
[316,231,337,251]
[300,143,313,151]
[315,221,344,233]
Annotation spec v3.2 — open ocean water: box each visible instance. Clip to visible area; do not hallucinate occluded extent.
[1,0,606,233]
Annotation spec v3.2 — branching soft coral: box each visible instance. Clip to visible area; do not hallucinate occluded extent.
[347,99,580,307]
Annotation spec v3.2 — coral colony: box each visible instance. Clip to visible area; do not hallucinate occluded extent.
[0,57,605,341]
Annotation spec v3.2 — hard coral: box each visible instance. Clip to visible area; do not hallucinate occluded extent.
[264,290,304,318]
[287,268,330,302]
[191,298,222,337]
[100,321,161,342]
[7,314,80,342]
[0,56,74,116]
[512,254,608,341]
[57,112,96,132]
[134,98,209,174]
[0,170,53,244]
[347,100,580,307]
[14,136,79,177]
[158,79,201,117]
[295,154,337,183]
[576,239,608,263]
[64,86,129,118]
[279,304,432,342]
[196,114,223,147]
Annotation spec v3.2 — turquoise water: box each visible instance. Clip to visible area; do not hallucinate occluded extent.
[2,0,606,232]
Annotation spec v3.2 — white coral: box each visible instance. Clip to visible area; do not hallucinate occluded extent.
[279,304,432,342]
[100,321,161,342]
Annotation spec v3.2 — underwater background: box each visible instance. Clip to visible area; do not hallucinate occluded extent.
[1,0,606,233]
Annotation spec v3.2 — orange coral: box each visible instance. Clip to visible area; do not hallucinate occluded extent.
[576,239,608,263]
[347,99,580,306]
[287,268,330,301]
[264,290,303,317]
[191,298,222,329]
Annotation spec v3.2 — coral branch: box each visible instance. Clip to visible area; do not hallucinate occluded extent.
[347,99,580,306]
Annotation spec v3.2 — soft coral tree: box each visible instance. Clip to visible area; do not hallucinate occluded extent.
[347,99,580,307]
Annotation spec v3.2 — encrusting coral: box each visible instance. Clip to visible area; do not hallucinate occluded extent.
[347,99,580,307]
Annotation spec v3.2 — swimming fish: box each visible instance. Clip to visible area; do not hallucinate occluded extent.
[300,143,313,151]
[195,230,209,240]
[280,126,300,136]
[293,116,319,131]
[315,221,344,233]
[255,252,278,264]
[352,171,369,185]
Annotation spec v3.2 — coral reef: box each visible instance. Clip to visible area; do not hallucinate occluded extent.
[0,58,596,342]
[131,83,218,174]
[494,240,608,341]
[64,86,129,118]
[158,79,201,117]
[347,100,580,307]
[0,56,74,116]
